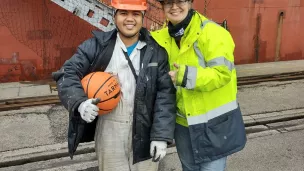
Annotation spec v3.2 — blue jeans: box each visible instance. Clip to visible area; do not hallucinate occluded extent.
[175,124,227,171]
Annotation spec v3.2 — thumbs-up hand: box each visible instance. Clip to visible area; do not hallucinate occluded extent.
[78,98,100,123]
[168,63,179,84]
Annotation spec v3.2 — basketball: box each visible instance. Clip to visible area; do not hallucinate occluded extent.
[81,72,121,115]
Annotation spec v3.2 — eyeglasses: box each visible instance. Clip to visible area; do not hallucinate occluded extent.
[162,0,189,9]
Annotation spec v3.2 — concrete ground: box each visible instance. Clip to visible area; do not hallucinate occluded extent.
[0,60,304,170]
[0,79,303,170]
[1,117,303,171]
[159,129,304,171]
[0,82,56,101]
[1,79,304,153]
[227,129,304,171]
[234,59,304,77]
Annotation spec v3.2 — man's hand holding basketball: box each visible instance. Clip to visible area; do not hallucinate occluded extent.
[78,98,100,123]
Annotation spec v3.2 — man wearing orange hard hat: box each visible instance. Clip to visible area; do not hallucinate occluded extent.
[52,0,176,170]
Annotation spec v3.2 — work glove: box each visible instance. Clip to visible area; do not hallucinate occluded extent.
[150,141,167,162]
[78,98,100,123]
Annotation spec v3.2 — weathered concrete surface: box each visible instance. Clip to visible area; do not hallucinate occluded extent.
[1,106,303,157]
[237,80,304,115]
[227,129,304,171]
[243,108,304,126]
[0,114,54,152]
[267,118,304,132]
[0,153,97,171]
[0,76,304,170]
[0,142,95,168]
[3,127,303,171]
[1,116,303,170]
[0,79,303,153]
[0,82,55,101]
[0,105,68,152]
[159,129,304,171]
[46,105,69,143]
[235,60,304,78]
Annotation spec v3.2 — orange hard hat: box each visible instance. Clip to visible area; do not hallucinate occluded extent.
[111,0,147,11]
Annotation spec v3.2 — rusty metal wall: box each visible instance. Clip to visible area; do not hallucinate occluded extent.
[0,0,303,83]
[194,0,304,64]
[0,0,97,82]
[0,0,165,83]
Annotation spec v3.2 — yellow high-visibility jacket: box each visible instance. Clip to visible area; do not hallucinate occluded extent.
[151,11,246,163]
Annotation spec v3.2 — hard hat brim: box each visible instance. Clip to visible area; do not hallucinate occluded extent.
[112,4,147,11]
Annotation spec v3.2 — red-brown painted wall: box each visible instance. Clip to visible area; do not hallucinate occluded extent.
[0,0,303,82]
[0,0,97,82]
[193,0,304,64]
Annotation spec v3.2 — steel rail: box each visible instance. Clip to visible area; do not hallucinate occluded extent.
[0,72,303,111]
[0,95,60,111]
[237,71,304,86]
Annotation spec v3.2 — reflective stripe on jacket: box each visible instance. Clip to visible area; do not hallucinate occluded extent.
[151,11,246,163]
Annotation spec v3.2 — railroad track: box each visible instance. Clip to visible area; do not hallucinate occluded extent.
[0,95,60,112]
[1,73,304,170]
[1,108,304,170]
[237,71,304,86]
[0,71,303,112]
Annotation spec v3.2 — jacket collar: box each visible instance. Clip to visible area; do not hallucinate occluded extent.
[92,29,117,46]
[92,28,153,47]
[151,11,207,48]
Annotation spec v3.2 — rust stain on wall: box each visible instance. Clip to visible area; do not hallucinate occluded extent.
[258,41,267,62]
[283,51,303,61]
[253,0,264,4]
[27,30,52,40]
[55,47,77,67]
[253,13,261,62]
[0,0,97,82]
[0,54,39,82]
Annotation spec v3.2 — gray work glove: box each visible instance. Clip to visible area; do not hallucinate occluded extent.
[150,141,167,162]
[78,98,100,123]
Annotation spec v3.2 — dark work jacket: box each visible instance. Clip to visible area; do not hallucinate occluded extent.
[52,28,176,164]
